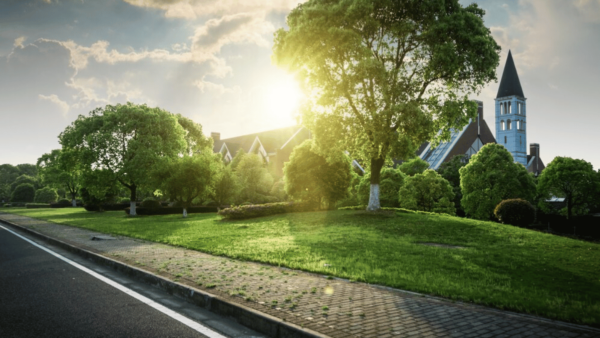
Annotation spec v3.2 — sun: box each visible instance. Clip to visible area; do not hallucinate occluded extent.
[264,75,304,125]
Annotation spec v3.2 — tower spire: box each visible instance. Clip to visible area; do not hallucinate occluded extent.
[496,50,524,98]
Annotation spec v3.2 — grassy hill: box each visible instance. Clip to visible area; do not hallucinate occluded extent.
[3,207,599,325]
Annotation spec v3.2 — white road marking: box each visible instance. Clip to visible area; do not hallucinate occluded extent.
[0,225,227,338]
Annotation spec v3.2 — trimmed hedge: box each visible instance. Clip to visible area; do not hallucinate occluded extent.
[494,199,535,226]
[124,206,218,215]
[218,201,315,220]
[50,200,82,208]
[26,203,51,209]
[85,203,131,212]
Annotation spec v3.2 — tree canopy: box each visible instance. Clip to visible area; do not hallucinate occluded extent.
[273,0,500,210]
[152,151,220,217]
[459,144,535,220]
[398,158,430,177]
[537,157,600,219]
[284,140,352,208]
[37,149,80,206]
[235,154,274,203]
[59,102,189,215]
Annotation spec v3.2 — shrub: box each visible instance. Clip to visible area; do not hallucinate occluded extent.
[494,199,536,226]
[218,201,316,220]
[141,198,161,209]
[357,168,405,207]
[11,183,35,203]
[26,203,51,209]
[84,203,130,212]
[34,187,59,204]
[57,198,71,205]
[398,170,455,215]
[124,206,218,215]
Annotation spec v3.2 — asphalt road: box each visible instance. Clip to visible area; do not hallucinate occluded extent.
[0,225,263,338]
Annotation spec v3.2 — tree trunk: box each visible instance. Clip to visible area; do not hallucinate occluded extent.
[71,192,76,207]
[367,157,385,211]
[183,207,188,218]
[129,184,137,216]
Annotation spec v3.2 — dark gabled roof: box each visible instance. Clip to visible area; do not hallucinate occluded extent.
[212,125,302,154]
[526,155,545,175]
[496,50,525,99]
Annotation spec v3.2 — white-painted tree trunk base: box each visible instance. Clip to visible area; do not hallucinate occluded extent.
[71,199,77,207]
[183,208,188,218]
[367,184,381,211]
[130,201,136,216]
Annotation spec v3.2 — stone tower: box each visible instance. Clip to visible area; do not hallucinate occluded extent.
[495,50,527,166]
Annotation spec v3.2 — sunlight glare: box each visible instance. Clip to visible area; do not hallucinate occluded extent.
[264,75,303,125]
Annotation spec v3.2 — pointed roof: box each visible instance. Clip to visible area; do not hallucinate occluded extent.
[496,50,525,98]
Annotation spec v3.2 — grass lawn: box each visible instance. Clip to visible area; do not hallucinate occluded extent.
[3,207,600,326]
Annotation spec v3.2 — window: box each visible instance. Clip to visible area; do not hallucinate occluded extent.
[516,120,520,130]
[501,120,505,130]
[507,119,512,130]
[504,136,507,144]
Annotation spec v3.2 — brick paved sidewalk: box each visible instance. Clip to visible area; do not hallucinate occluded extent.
[1,212,598,338]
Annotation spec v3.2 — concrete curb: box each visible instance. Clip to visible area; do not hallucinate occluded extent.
[0,219,330,338]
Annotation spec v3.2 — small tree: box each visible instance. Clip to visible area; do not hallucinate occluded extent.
[80,169,120,209]
[153,151,220,217]
[537,157,600,219]
[236,154,273,203]
[284,140,352,208]
[437,154,468,215]
[358,168,406,207]
[11,183,35,203]
[230,149,247,171]
[398,169,455,215]
[0,164,20,202]
[398,158,430,177]
[37,149,81,207]
[460,144,536,220]
[34,187,59,204]
[211,164,239,207]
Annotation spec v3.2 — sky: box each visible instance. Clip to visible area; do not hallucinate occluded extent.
[1,0,599,170]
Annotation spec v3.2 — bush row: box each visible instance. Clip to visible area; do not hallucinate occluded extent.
[218,201,315,220]
[25,203,51,208]
[124,206,218,215]
[84,203,131,212]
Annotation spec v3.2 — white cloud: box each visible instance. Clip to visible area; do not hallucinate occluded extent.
[13,36,27,48]
[38,94,70,116]
[190,12,274,63]
[123,0,304,18]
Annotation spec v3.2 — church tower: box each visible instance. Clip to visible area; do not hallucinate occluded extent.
[495,50,527,166]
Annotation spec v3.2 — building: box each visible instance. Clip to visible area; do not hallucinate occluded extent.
[418,50,545,175]
[211,126,311,177]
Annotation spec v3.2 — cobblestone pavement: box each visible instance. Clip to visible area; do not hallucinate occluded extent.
[1,212,598,338]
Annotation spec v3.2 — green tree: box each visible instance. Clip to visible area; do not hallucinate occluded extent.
[37,149,81,207]
[398,158,430,177]
[284,140,352,208]
[34,187,59,204]
[59,102,189,216]
[17,163,38,177]
[273,0,500,210]
[437,154,468,214]
[236,154,274,203]
[230,149,247,171]
[176,114,213,154]
[0,164,20,202]
[398,169,455,215]
[152,151,220,217]
[460,144,536,220]
[11,183,35,203]
[10,175,38,193]
[357,168,406,207]
[270,179,287,202]
[537,157,600,219]
[80,169,120,209]
[211,164,240,207]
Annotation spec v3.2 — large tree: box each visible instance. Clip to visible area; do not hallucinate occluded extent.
[273,0,500,210]
[537,157,600,219]
[37,149,81,207]
[284,139,352,208]
[459,144,536,220]
[59,102,188,215]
